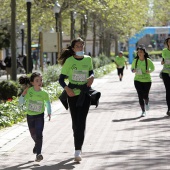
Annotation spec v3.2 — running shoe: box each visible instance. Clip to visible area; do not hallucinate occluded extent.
[74,150,82,162]
[141,111,146,117]
[35,154,43,162]
[166,111,170,116]
[145,104,150,111]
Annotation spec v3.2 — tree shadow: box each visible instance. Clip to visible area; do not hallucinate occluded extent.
[1,158,78,170]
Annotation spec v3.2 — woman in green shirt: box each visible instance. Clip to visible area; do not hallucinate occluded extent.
[161,37,170,116]
[131,45,155,117]
[58,38,95,162]
[114,51,128,81]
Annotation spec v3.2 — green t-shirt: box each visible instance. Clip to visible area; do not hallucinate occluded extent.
[114,56,127,68]
[131,58,155,82]
[162,48,170,74]
[61,55,93,95]
[24,87,50,115]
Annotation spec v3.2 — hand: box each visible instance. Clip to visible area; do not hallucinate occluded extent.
[132,69,136,73]
[65,86,75,97]
[48,114,51,121]
[146,70,150,74]
[87,76,94,87]
[22,87,29,96]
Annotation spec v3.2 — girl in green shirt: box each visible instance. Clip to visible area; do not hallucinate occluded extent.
[131,45,155,117]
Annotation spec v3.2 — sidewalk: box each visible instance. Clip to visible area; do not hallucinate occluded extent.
[0,61,170,170]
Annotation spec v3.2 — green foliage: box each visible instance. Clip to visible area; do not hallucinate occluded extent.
[0,97,26,129]
[42,65,62,86]
[0,26,10,50]
[0,81,18,101]
[92,54,112,69]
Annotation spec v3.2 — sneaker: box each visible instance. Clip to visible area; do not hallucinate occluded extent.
[141,111,146,117]
[166,111,170,116]
[35,154,43,162]
[145,104,150,111]
[74,150,82,162]
[33,146,36,154]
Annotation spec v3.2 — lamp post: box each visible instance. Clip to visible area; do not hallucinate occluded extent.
[38,26,43,71]
[19,23,25,58]
[70,11,77,41]
[53,1,61,64]
[25,0,33,73]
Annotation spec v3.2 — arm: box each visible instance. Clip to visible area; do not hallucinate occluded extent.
[46,101,51,121]
[59,74,75,97]
[131,59,136,73]
[147,59,155,73]
[18,87,29,105]
[87,70,94,87]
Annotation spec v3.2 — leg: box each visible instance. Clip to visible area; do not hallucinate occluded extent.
[34,113,44,155]
[134,81,145,112]
[143,82,152,105]
[68,95,90,150]
[27,113,44,155]
[162,73,170,111]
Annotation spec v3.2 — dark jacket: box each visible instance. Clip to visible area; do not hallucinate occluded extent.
[59,83,101,110]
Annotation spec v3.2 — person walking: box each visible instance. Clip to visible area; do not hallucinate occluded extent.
[58,37,94,162]
[131,45,155,117]
[19,72,51,162]
[114,51,128,81]
[161,37,170,116]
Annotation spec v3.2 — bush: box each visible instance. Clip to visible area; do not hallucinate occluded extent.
[0,81,18,101]
[42,65,61,86]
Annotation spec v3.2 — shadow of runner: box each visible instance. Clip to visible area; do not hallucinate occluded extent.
[112,116,142,122]
[1,158,78,170]
[139,116,170,122]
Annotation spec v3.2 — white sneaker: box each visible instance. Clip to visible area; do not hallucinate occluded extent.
[141,111,146,117]
[74,150,82,162]
[145,104,150,111]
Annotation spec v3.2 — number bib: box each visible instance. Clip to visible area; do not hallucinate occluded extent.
[28,100,43,112]
[72,70,87,82]
[136,68,142,75]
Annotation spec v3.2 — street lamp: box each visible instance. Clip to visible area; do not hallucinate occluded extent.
[53,1,61,64]
[53,1,61,32]
[25,0,33,73]
[71,11,77,41]
[38,26,42,71]
[19,23,25,58]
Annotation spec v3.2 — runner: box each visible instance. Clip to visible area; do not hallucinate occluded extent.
[114,51,128,81]
[19,72,51,162]
[131,45,155,117]
[58,37,94,162]
[161,37,170,116]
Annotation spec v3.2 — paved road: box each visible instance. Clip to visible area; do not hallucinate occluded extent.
[0,61,169,170]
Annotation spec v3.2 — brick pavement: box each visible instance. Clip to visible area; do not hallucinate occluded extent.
[0,61,170,170]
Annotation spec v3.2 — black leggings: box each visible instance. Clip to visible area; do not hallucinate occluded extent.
[117,66,124,76]
[134,81,151,112]
[68,94,91,150]
[162,72,170,111]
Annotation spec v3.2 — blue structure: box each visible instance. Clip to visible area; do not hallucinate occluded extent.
[128,26,170,64]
